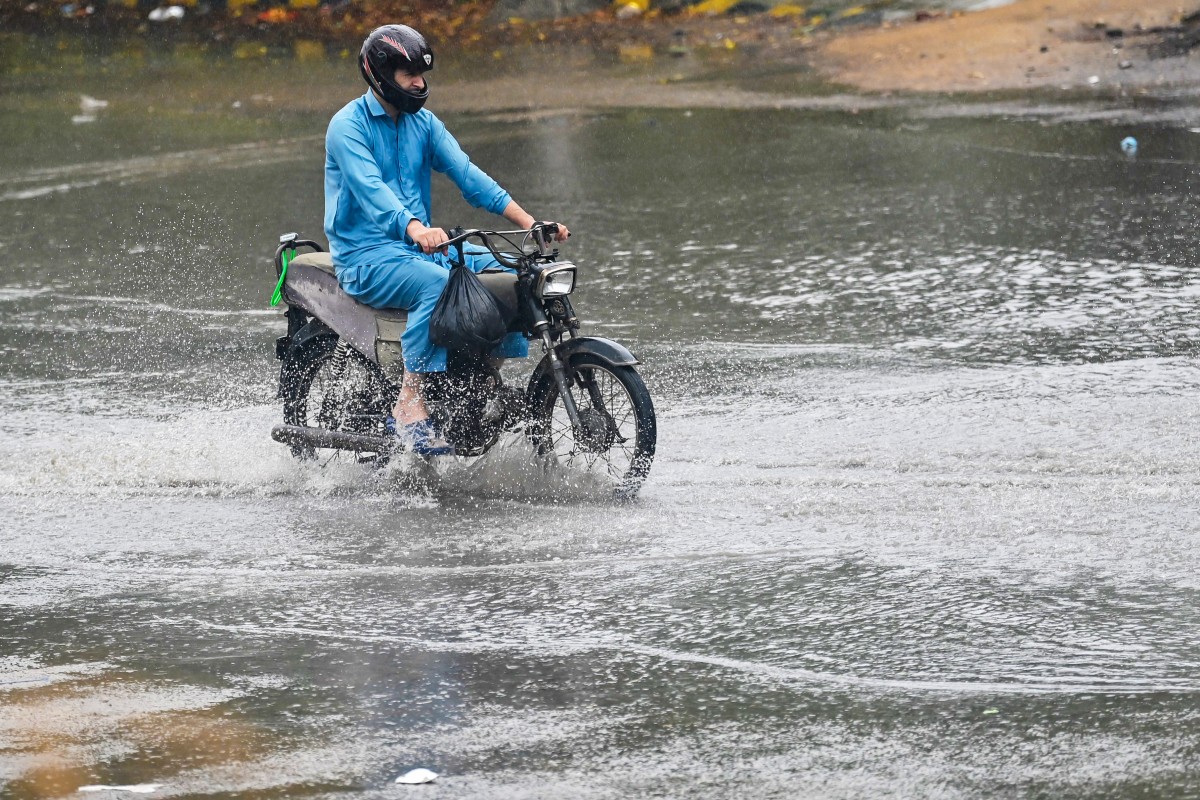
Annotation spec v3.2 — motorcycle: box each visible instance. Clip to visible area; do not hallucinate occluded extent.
[268,223,657,500]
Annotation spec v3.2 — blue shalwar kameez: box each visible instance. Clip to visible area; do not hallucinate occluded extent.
[324,91,528,373]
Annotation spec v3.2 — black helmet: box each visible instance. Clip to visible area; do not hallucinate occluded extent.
[359,25,434,115]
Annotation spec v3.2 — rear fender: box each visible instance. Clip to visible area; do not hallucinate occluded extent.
[289,318,336,355]
[276,319,336,399]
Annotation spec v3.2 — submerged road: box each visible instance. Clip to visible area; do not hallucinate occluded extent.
[2,49,1199,798]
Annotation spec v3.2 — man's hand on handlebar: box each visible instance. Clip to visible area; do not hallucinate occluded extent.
[407,220,450,255]
[544,221,570,242]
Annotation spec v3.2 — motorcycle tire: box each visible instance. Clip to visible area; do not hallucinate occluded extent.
[279,334,394,460]
[527,352,657,500]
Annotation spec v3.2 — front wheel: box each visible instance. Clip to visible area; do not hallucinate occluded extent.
[527,353,656,500]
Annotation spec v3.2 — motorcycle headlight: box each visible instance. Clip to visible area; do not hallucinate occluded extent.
[536,264,577,298]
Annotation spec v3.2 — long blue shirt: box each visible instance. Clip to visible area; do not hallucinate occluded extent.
[324,92,512,267]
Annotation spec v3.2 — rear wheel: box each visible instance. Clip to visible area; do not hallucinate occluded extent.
[279,335,394,460]
[528,353,656,500]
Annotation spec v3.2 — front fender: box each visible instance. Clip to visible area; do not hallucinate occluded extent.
[528,336,640,388]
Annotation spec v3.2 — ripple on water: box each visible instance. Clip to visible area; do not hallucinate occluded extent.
[721,244,1200,364]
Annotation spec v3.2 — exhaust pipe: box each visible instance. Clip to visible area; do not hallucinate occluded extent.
[271,424,390,453]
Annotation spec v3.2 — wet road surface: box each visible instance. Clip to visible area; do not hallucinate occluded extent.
[2,42,1199,798]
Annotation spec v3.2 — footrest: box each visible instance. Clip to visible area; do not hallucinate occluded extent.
[271,424,389,453]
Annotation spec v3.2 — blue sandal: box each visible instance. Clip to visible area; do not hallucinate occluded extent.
[392,417,455,457]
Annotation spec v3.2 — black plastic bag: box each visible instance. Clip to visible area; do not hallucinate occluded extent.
[430,263,509,353]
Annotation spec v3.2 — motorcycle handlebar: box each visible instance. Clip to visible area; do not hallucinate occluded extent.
[443,223,565,270]
[443,223,560,249]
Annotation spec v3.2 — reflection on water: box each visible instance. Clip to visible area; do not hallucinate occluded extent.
[2,40,1200,799]
[0,658,420,798]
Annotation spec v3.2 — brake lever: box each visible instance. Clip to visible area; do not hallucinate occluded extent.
[531,222,561,253]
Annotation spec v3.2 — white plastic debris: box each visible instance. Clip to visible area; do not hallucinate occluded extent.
[79,95,108,112]
[394,768,438,784]
[78,785,163,794]
[147,5,184,20]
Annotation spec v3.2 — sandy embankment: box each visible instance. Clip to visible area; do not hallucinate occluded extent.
[817,0,1196,92]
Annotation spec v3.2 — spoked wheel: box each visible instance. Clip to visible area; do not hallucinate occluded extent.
[528,353,656,500]
[279,335,394,460]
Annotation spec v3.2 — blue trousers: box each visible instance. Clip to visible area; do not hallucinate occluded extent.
[335,243,529,373]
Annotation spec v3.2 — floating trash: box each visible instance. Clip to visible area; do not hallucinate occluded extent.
[72,95,107,125]
[395,768,439,784]
[79,785,163,794]
[80,95,108,112]
[1120,136,1138,155]
[147,5,184,21]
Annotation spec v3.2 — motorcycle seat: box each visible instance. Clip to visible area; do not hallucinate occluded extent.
[289,251,519,316]
[291,250,337,278]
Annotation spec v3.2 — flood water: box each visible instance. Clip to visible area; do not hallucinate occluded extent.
[2,34,1200,799]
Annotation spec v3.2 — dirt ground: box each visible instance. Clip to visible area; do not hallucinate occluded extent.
[815,0,1200,92]
[7,0,1200,97]
[472,0,1200,99]
[480,0,1200,99]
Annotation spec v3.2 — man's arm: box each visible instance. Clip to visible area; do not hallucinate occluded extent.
[501,200,570,242]
[501,200,536,230]
[429,117,511,215]
[428,116,570,242]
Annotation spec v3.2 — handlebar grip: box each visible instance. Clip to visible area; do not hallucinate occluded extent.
[444,227,474,247]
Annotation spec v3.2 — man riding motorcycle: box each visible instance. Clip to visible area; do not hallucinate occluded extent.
[324,24,570,456]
